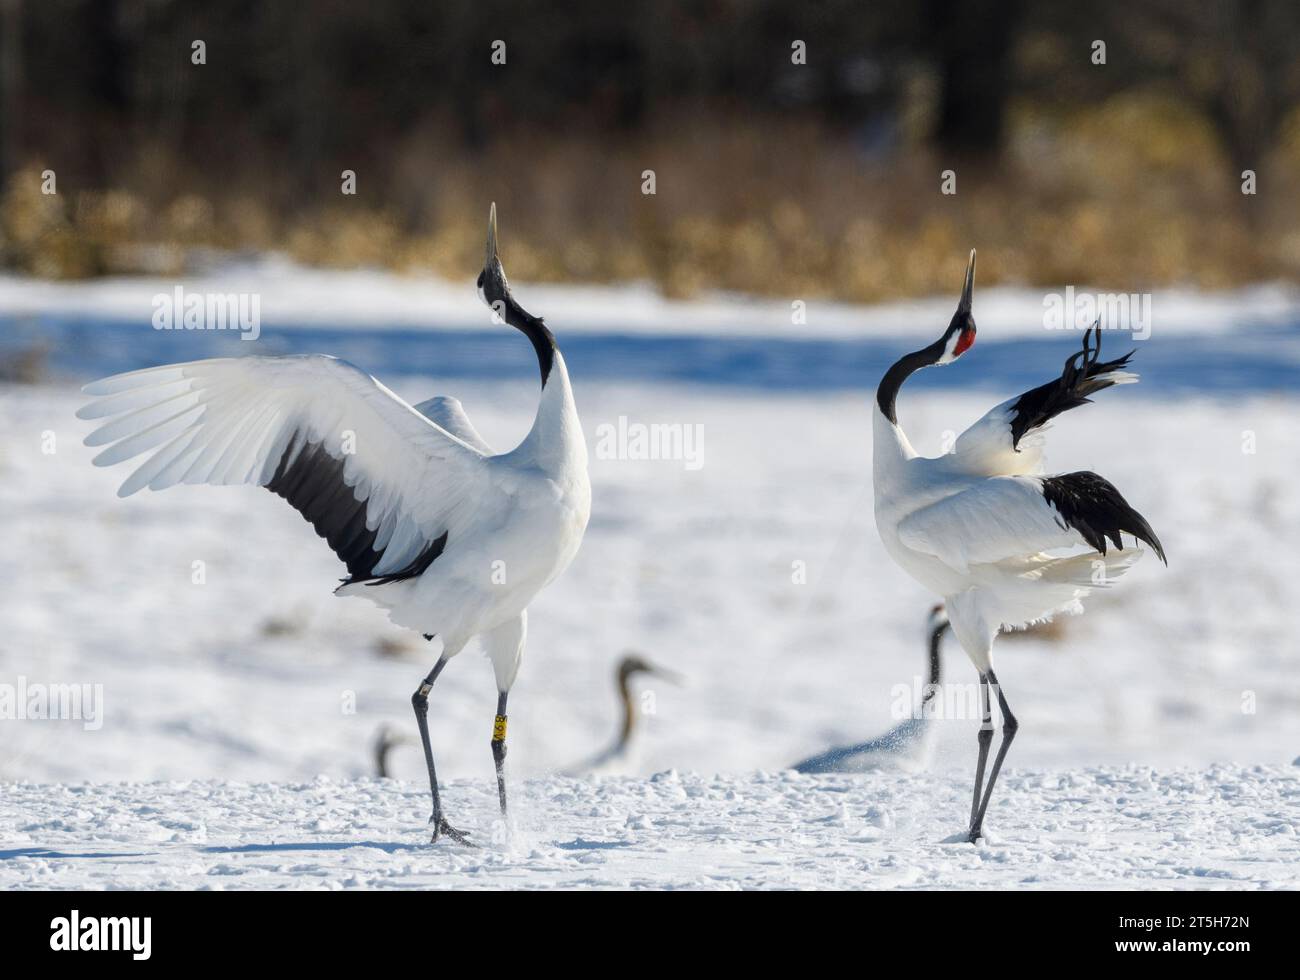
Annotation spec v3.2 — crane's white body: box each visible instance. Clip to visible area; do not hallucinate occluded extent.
[872,402,1139,672]
[821,719,934,772]
[79,351,590,691]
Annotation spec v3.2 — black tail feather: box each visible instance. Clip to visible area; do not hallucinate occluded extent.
[1041,471,1167,565]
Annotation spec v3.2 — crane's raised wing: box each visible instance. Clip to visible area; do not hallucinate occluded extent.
[79,355,493,586]
[897,471,1164,573]
[411,396,494,455]
[951,325,1138,477]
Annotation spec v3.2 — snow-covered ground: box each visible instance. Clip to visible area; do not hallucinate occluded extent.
[1,266,1297,888]
[2,766,1296,889]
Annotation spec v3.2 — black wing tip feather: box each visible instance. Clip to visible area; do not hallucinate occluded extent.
[1042,471,1167,565]
[265,435,449,586]
[355,531,448,586]
[1009,326,1136,450]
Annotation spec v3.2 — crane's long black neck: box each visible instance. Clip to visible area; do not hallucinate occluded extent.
[617,671,635,748]
[927,624,944,689]
[920,622,945,710]
[876,338,946,424]
[501,294,557,387]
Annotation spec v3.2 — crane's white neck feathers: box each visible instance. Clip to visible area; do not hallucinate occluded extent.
[517,349,586,472]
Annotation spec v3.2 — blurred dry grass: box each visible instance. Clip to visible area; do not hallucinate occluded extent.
[4,93,1299,299]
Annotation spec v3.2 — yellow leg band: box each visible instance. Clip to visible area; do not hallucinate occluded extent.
[492,714,508,742]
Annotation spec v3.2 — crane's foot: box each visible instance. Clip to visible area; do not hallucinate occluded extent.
[429,815,475,847]
[966,828,983,844]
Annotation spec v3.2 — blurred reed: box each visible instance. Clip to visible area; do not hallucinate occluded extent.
[3,93,1298,300]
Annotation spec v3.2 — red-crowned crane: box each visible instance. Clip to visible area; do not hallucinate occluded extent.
[872,251,1165,842]
[78,204,591,845]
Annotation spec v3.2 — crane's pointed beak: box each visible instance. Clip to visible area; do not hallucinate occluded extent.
[485,202,499,269]
[648,665,686,687]
[958,248,976,314]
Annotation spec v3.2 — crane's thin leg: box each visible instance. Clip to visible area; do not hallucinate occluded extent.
[491,691,509,815]
[968,673,994,840]
[968,668,1018,843]
[412,657,474,846]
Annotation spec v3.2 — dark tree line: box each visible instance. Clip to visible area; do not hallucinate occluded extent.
[0,0,1297,196]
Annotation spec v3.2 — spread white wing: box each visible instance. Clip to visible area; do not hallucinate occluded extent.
[896,477,1085,573]
[79,355,494,584]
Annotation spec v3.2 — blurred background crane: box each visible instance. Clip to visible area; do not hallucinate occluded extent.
[565,654,683,776]
[792,604,949,774]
